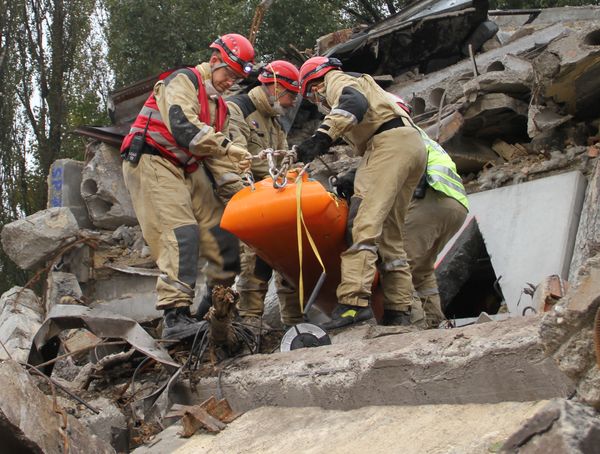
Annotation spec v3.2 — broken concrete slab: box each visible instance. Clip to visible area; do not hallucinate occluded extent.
[527,104,573,138]
[463,55,533,99]
[191,316,572,412]
[467,171,586,315]
[0,360,115,453]
[135,401,549,454]
[87,267,208,323]
[61,242,93,283]
[569,160,600,284]
[81,141,137,230]
[0,287,43,363]
[462,93,529,139]
[391,22,567,112]
[80,397,129,452]
[421,110,465,145]
[545,22,600,118]
[491,6,600,31]
[0,206,79,270]
[46,271,83,312]
[540,261,600,409]
[443,135,504,174]
[501,399,600,453]
[48,158,93,228]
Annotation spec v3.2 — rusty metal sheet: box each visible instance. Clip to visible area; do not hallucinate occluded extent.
[181,406,226,436]
[168,398,240,437]
[28,304,180,372]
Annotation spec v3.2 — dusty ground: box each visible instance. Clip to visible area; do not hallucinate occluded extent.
[135,401,548,454]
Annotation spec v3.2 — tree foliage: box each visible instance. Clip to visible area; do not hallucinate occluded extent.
[0,0,109,294]
[104,0,348,86]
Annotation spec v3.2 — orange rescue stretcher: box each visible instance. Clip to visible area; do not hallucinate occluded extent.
[221,169,383,319]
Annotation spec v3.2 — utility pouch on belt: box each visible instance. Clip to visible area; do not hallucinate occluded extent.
[413,173,428,199]
[126,113,152,164]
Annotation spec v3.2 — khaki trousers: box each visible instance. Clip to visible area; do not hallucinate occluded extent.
[237,242,304,325]
[123,155,240,310]
[337,125,427,312]
[404,189,468,327]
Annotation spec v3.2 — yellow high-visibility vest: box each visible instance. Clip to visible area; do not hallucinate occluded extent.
[418,127,469,210]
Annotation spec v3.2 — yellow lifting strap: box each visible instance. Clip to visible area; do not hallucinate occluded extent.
[295,176,326,313]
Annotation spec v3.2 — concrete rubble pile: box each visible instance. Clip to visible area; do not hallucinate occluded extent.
[0,4,600,453]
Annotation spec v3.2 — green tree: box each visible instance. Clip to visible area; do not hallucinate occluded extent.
[104,0,349,85]
[0,0,31,293]
[0,0,109,294]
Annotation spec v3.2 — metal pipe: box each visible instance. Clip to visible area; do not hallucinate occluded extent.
[303,271,327,317]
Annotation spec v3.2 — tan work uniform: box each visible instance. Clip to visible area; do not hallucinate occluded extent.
[315,70,427,314]
[122,62,241,310]
[404,133,469,328]
[226,86,303,325]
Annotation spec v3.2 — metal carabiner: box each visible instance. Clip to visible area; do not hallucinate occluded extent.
[243,171,255,191]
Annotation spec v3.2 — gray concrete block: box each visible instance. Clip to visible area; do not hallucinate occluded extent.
[0,360,115,454]
[569,157,600,284]
[467,171,586,315]
[48,158,93,228]
[87,269,208,323]
[0,287,43,362]
[135,401,550,454]
[501,399,600,453]
[81,142,137,230]
[390,22,567,112]
[0,207,79,270]
[46,271,83,312]
[193,316,573,412]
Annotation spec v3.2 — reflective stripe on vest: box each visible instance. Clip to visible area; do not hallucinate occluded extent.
[418,128,469,210]
[120,66,227,173]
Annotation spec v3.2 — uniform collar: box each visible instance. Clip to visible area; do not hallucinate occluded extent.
[196,62,213,82]
[249,86,278,117]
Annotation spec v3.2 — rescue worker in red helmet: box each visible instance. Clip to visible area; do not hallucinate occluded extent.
[120,33,255,340]
[296,56,428,330]
[337,92,470,329]
[226,60,303,332]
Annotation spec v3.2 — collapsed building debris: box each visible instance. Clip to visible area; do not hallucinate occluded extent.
[0,207,79,270]
[189,317,573,412]
[0,360,115,454]
[500,399,600,452]
[0,287,43,363]
[1,3,600,452]
[81,141,137,230]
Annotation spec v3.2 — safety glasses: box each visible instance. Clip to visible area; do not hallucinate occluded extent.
[214,62,243,84]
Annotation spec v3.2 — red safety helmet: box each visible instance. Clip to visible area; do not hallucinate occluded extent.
[258,60,300,93]
[210,33,255,77]
[299,56,342,97]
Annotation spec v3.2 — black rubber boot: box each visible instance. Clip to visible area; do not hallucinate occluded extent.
[320,304,374,331]
[195,285,213,321]
[381,309,412,326]
[163,306,202,340]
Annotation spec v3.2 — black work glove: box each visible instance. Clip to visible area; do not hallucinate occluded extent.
[335,169,356,201]
[295,131,333,163]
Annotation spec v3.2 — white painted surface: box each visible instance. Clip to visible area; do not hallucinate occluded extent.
[440,171,586,316]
